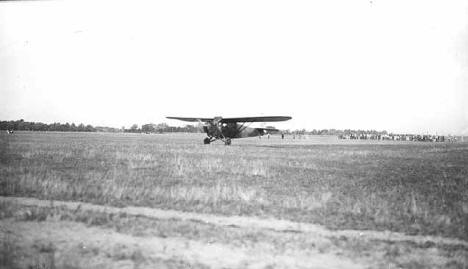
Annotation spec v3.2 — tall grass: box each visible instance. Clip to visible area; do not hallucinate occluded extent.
[1,132,467,240]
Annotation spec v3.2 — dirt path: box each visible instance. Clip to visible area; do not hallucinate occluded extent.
[1,220,364,269]
[1,196,466,248]
[1,196,467,269]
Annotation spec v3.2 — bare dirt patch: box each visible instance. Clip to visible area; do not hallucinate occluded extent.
[1,196,467,269]
[2,196,466,248]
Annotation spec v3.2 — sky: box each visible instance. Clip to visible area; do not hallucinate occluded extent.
[1,0,467,134]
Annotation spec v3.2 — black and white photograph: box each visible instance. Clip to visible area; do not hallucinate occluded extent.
[1,0,467,268]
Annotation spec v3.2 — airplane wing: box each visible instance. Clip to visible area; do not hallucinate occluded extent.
[221,116,292,123]
[166,116,292,123]
[166,117,213,122]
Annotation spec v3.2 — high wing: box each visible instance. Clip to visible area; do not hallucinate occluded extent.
[220,116,292,123]
[166,117,213,122]
[166,116,292,123]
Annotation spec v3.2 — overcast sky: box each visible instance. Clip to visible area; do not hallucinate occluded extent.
[1,0,467,134]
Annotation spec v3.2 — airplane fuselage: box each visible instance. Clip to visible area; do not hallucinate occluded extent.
[203,123,263,139]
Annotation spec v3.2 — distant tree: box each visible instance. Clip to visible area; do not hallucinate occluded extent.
[129,124,139,133]
[184,124,199,133]
[17,119,31,130]
[85,125,95,132]
[141,123,156,133]
[77,123,85,132]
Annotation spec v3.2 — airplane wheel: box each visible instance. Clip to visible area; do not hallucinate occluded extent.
[204,137,211,144]
[225,138,231,145]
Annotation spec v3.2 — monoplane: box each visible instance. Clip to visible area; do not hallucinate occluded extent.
[166,116,292,145]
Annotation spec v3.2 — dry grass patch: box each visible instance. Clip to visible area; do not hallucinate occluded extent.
[1,132,467,240]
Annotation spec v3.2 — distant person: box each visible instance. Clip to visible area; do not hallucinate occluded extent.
[267,134,270,139]
[281,133,284,139]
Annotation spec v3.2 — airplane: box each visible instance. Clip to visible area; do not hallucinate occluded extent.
[166,116,292,145]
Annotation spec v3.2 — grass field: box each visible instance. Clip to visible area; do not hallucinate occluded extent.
[0,131,467,268]
[1,131,467,239]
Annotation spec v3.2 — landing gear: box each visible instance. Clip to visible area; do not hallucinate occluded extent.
[203,137,232,145]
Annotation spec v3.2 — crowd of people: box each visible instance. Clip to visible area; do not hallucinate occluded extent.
[338,133,455,142]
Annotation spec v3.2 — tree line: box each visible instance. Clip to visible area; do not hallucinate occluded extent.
[1,119,390,136]
[0,119,97,132]
[0,119,201,133]
[125,123,201,133]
